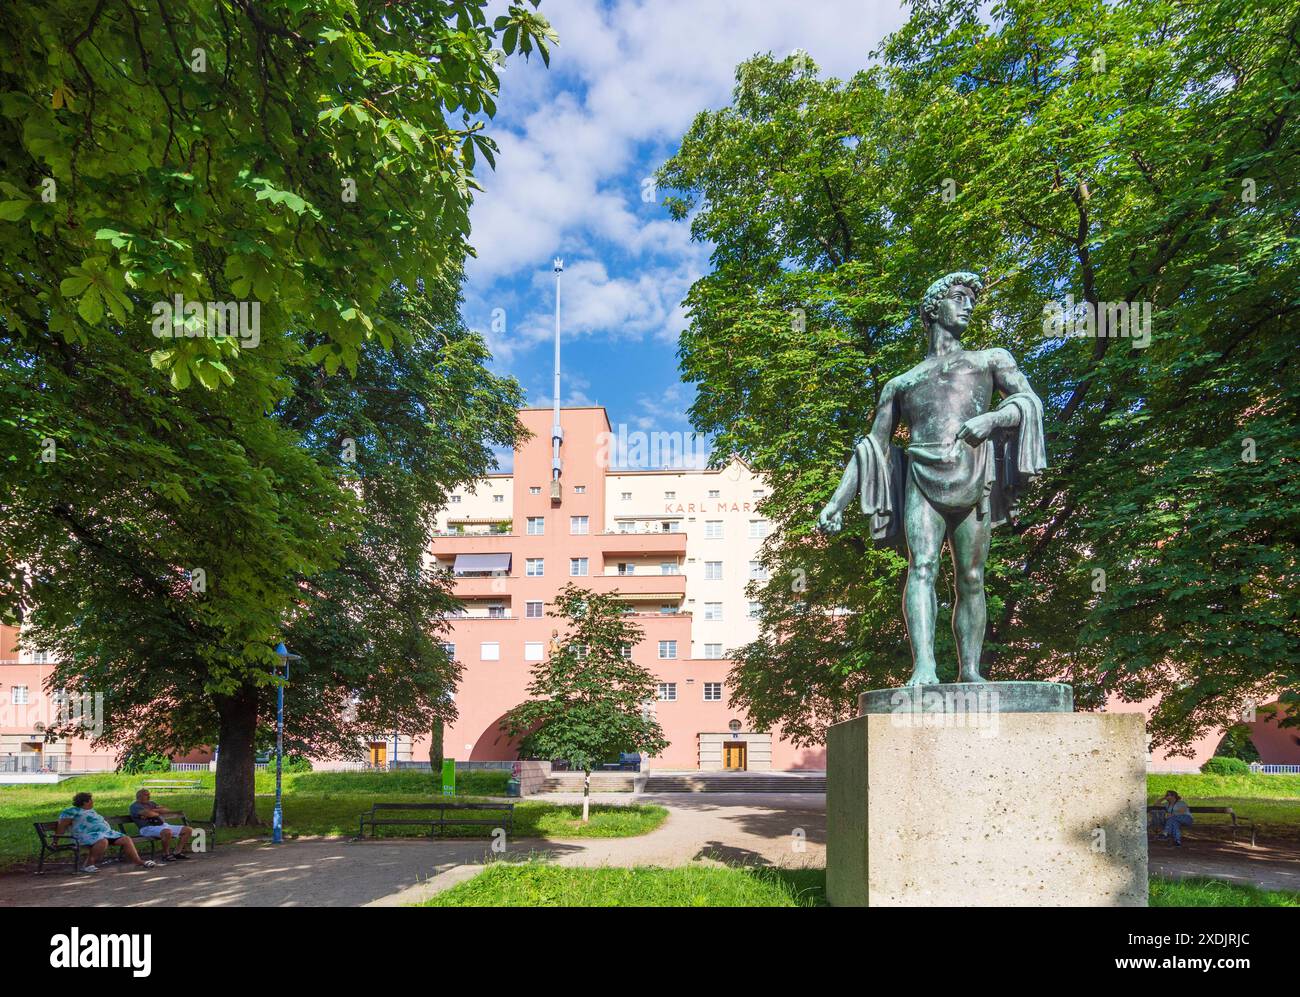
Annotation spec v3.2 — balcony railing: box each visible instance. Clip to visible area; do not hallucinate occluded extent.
[0,753,117,774]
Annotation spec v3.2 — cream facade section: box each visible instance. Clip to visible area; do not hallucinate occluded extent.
[434,473,514,535]
[605,457,769,660]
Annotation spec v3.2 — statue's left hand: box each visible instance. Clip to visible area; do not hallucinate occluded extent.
[956,412,998,446]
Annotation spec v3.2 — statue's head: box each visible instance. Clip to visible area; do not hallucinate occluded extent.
[920,271,983,338]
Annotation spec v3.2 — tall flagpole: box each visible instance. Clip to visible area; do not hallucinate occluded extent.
[550,258,563,502]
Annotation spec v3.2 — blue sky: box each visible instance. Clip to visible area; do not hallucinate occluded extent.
[462,0,910,469]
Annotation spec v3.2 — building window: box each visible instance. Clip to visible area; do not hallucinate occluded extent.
[574,645,589,659]
[660,562,678,575]
[12,685,29,705]
[703,682,723,702]
[441,643,456,659]
[480,642,500,661]
[619,644,632,659]
[749,560,769,582]
[569,557,589,577]
[659,604,677,615]
[525,601,544,619]
[704,520,723,539]
[656,683,677,702]
[748,519,771,539]
[617,562,635,576]
[703,643,723,659]
[570,515,589,535]
[664,490,676,500]
[574,485,586,494]
[753,489,765,499]
[526,558,544,577]
[748,601,761,619]
[704,561,723,580]
[32,651,52,664]
[488,605,506,619]
[526,516,545,535]
[525,642,543,662]
[621,491,632,501]
[450,494,462,504]
[617,520,634,533]
[529,486,541,495]
[704,602,723,621]
[493,494,504,503]
[708,489,720,499]
[658,640,677,659]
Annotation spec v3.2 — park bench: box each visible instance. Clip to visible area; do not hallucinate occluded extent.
[33,821,82,874]
[352,802,514,841]
[139,778,203,793]
[1147,805,1256,846]
[113,810,217,856]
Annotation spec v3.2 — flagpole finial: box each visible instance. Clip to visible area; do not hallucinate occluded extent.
[553,257,563,273]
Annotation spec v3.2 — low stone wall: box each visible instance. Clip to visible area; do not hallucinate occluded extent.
[513,760,551,796]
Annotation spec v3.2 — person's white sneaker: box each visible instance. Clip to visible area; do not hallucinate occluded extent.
[141,860,157,868]
[80,864,99,873]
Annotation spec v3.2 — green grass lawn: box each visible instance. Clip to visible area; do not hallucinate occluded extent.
[0,771,666,870]
[423,865,1300,908]
[1150,876,1300,907]
[420,862,828,907]
[1145,774,1300,843]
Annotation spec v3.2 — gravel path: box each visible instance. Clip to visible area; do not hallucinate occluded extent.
[1148,837,1300,894]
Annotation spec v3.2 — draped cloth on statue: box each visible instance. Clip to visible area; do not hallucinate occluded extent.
[853,391,1046,544]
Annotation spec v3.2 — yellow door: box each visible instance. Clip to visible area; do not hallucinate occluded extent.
[723,742,747,771]
[368,742,387,768]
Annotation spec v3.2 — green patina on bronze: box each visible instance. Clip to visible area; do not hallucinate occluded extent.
[858,681,1073,716]
[820,271,1049,688]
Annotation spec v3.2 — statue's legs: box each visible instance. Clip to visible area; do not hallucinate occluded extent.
[902,474,947,686]
[950,502,992,682]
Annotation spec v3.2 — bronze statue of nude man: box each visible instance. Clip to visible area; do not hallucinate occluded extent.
[818,272,1047,687]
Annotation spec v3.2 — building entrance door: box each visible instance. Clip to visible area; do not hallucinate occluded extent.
[722,742,747,771]
[368,742,387,768]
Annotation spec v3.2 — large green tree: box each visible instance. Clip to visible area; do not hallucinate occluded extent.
[658,0,1299,756]
[0,1,551,823]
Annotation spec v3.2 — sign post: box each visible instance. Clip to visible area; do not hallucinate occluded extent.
[441,758,455,797]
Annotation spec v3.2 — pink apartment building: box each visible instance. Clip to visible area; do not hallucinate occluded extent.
[0,624,111,775]
[420,406,824,771]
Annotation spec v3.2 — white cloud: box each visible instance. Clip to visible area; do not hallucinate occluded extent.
[469,0,906,282]
[465,0,908,411]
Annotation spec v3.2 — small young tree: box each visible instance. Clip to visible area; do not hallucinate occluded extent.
[505,585,668,821]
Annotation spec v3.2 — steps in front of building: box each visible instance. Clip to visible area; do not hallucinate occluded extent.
[533,771,827,794]
[537,772,638,793]
[642,773,826,793]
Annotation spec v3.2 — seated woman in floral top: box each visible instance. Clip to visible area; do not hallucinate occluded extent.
[56,792,157,873]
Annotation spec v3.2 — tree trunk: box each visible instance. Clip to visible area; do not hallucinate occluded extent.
[582,769,590,823]
[212,685,260,827]
[430,718,444,772]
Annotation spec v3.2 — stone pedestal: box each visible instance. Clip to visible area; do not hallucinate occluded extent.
[826,711,1148,906]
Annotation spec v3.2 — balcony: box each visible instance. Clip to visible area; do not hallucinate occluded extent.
[584,573,686,600]
[599,531,687,556]
[430,533,515,554]
[449,575,513,599]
